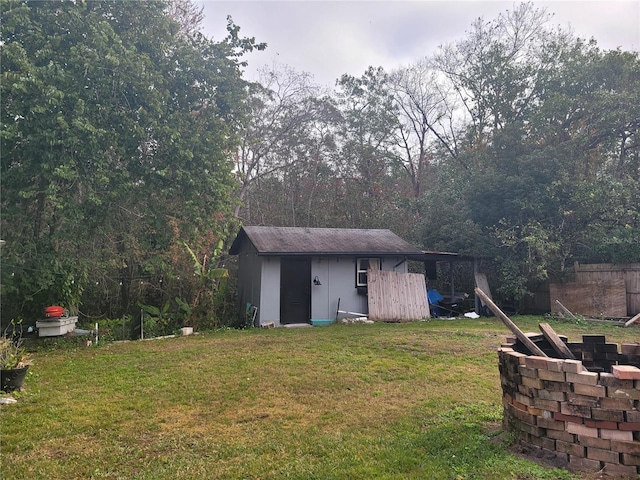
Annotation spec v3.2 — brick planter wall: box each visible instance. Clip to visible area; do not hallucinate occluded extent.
[499,335,640,477]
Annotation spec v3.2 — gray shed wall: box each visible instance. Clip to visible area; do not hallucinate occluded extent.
[238,252,410,327]
[310,256,408,323]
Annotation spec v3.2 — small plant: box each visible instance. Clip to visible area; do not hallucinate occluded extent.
[0,336,31,370]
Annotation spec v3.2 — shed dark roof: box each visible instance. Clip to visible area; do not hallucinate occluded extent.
[229,226,424,256]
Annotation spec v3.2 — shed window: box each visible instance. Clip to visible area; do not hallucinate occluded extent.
[356,258,380,287]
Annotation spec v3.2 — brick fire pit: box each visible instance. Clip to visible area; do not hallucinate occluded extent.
[498,334,640,477]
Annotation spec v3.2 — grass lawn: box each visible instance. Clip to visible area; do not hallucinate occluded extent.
[1,316,638,479]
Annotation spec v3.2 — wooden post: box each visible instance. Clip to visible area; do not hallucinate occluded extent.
[538,323,576,359]
[474,287,547,357]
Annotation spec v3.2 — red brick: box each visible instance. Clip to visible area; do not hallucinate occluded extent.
[514,392,533,405]
[553,412,584,424]
[538,369,566,382]
[528,435,556,451]
[567,393,600,407]
[561,402,592,418]
[621,343,640,355]
[532,397,561,412]
[542,380,572,392]
[611,440,640,455]
[522,376,544,389]
[608,388,640,401]
[582,334,606,344]
[573,383,606,398]
[512,399,528,411]
[519,366,538,378]
[537,417,566,431]
[561,359,584,373]
[557,439,585,456]
[547,429,576,443]
[577,434,611,449]
[584,419,618,430]
[567,422,599,438]
[587,446,620,464]
[567,371,599,385]
[600,429,634,441]
[535,389,566,401]
[525,355,552,370]
[569,455,601,471]
[600,397,635,410]
[602,462,639,476]
[621,452,640,466]
[613,365,640,380]
[619,422,640,432]
[626,410,640,423]
[591,408,625,422]
[600,372,635,389]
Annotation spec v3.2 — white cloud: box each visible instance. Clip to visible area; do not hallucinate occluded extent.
[199,1,640,86]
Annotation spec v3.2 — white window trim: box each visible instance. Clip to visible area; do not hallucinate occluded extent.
[356,258,380,287]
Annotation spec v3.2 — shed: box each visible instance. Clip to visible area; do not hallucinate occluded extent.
[229,226,431,326]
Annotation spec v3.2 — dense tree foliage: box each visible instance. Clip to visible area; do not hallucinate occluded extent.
[1,0,263,326]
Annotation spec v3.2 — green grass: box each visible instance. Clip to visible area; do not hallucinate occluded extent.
[1,316,637,479]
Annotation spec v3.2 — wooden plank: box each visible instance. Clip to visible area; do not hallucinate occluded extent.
[474,273,492,306]
[555,300,577,319]
[574,262,640,315]
[368,270,430,322]
[538,322,576,359]
[624,312,640,327]
[474,287,547,357]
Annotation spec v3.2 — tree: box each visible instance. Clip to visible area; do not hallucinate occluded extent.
[1,0,262,324]
[417,3,640,302]
[233,64,337,224]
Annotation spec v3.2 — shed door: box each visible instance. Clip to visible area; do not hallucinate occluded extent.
[280,257,311,324]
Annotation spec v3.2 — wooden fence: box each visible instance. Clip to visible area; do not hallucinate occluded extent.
[573,262,640,316]
[367,269,430,322]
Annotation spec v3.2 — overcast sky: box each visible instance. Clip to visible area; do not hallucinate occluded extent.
[198,1,640,86]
